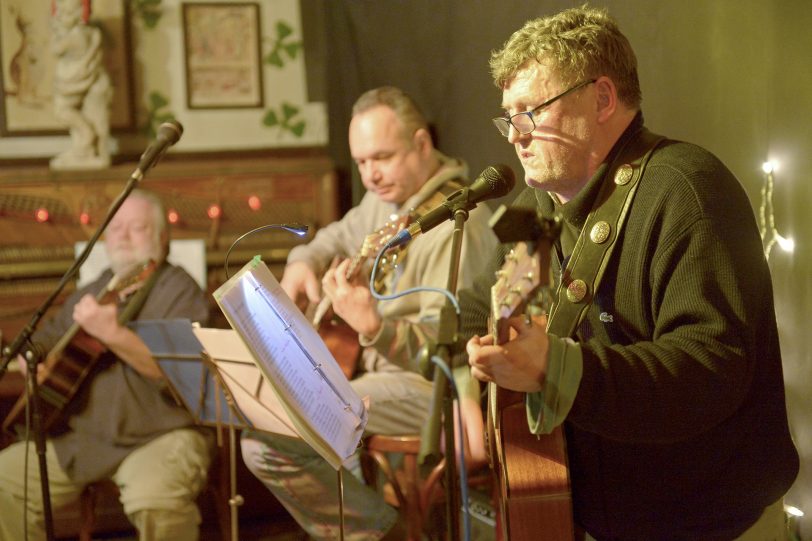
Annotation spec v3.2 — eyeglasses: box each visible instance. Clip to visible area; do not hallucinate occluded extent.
[492,79,597,137]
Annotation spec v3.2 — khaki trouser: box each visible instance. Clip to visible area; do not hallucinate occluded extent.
[0,428,211,541]
[241,370,437,541]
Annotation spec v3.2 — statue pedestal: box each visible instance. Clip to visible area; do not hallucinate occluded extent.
[49,150,111,171]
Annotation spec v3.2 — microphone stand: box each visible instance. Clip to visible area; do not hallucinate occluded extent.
[419,207,470,541]
[0,152,171,541]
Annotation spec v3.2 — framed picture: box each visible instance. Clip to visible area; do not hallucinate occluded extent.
[0,0,136,135]
[182,2,264,109]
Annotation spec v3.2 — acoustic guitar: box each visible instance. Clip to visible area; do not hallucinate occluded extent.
[310,215,409,379]
[3,260,156,435]
[486,241,574,540]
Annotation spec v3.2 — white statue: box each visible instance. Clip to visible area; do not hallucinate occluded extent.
[49,0,112,170]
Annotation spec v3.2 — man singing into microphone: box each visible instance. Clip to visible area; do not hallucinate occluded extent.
[240,86,499,540]
[463,6,798,540]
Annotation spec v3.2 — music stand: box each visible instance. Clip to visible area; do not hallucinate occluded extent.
[130,319,252,541]
[131,318,358,541]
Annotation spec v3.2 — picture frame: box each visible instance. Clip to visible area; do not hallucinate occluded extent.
[182,2,264,110]
[0,0,136,136]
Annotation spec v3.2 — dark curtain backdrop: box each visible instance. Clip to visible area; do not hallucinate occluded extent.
[302,2,812,536]
[312,0,551,206]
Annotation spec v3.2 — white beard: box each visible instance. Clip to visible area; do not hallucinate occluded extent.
[108,243,160,275]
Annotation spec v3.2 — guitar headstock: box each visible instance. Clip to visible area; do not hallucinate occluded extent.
[358,214,410,258]
[490,243,542,345]
[346,214,410,285]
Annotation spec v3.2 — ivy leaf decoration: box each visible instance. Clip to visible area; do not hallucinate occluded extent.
[290,122,305,138]
[149,92,169,110]
[263,110,280,127]
[142,11,161,29]
[282,103,299,120]
[131,0,164,30]
[277,21,293,39]
[265,51,283,68]
[264,19,303,69]
[284,43,300,59]
[144,91,175,139]
[262,102,306,138]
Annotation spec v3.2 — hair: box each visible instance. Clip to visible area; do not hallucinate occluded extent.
[351,86,430,141]
[489,5,642,108]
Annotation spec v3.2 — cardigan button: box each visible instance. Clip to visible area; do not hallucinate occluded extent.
[614,164,634,185]
[566,279,588,303]
[590,221,611,244]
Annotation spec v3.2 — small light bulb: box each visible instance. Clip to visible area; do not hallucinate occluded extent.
[776,234,795,253]
[207,204,222,220]
[35,208,50,223]
[784,504,804,517]
[248,195,262,211]
[167,209,180,225]
[761,161,775,174]
[79,211,91,225]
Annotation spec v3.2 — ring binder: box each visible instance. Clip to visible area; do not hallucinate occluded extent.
[211,255,369,470]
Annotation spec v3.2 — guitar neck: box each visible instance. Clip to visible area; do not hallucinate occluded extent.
[344,253,365,281]
[45,261,155,360]
[311,296,333,328]
[490,287,509,346]
[310,215,408,328]
[48,276,120,359]
[489,240,552,347]
[311,253,366,328]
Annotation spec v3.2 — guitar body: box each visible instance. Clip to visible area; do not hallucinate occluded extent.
[487,242,574,540]
[3,261,156,435]
[3,331,108,434]
[488,384,573,540]
[317,311,362,379]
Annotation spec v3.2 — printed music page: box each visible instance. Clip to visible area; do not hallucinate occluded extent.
[213,256,368,470]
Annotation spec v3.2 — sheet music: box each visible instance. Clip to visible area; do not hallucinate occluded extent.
[213,256,368,469]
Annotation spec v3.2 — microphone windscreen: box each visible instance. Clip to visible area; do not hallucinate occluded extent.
[473,164,515,201]
[157,120,184,145]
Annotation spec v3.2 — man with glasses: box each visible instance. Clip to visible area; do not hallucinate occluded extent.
[241,86,498,540]
[463,6,798,540]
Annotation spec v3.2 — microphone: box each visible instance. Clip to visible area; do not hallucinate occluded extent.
[133,120,184,180]
[387,164,515,248]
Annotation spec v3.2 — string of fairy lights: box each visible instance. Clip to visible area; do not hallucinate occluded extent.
[28,195,264,226]
[760,160,804,537]
[758,161,794,260]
